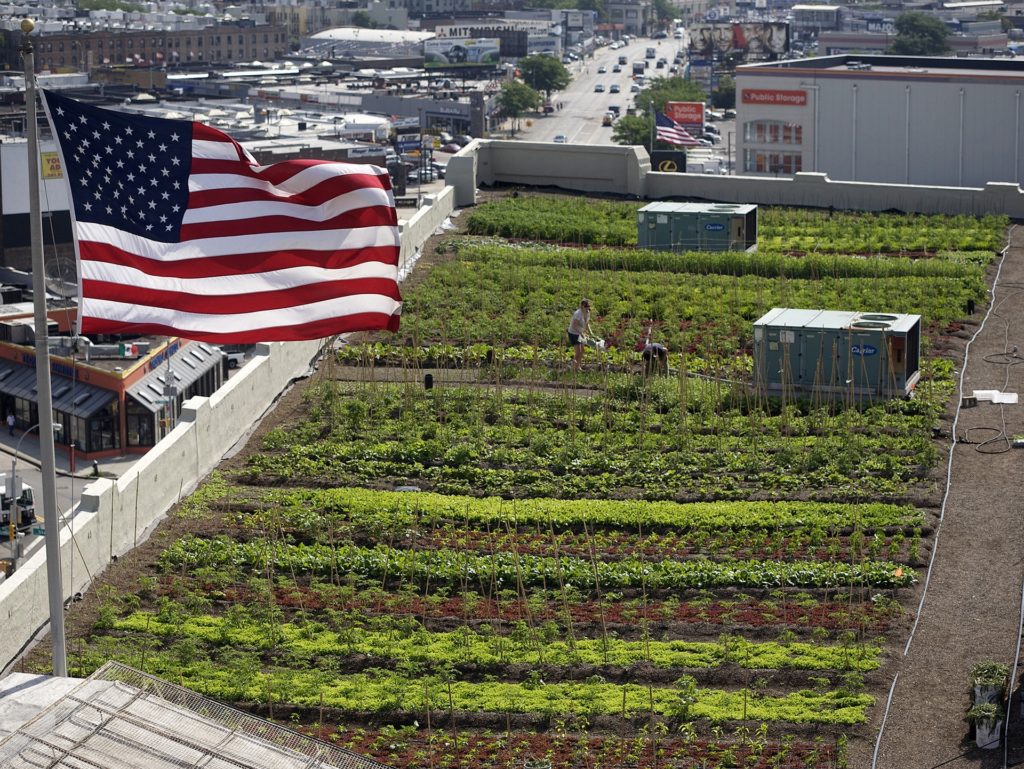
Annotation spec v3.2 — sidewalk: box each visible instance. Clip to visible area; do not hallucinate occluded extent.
[0,427,139,482]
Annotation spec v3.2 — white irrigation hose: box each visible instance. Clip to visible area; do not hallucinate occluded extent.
[870,232,1013,769]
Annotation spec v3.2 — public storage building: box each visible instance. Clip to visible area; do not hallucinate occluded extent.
[735,54,1024,187]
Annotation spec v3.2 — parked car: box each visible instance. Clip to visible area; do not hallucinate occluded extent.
[441,142,461,153]
[553,134,569,143]
[454,134,473,146]
[630,83,641,93]
[408,167,437,183]
[700,132,720,144]
[610,84,621,93]
[430,161,446,178]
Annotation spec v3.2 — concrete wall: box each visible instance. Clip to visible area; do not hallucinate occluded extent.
[398,185,455,270]
[0,192,453,673]
[444,139,1024,217]
[474,140,649,198]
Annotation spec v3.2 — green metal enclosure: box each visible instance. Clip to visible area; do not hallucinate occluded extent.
[753,308,921,398]
[637,202,758,251]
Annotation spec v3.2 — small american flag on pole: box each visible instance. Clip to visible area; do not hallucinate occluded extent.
[41,89,401,343]
[655,109,700,147]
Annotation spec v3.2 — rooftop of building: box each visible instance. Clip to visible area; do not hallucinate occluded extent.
[738,53,1024,77]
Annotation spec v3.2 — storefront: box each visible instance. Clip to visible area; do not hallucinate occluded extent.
[0,338,225,459]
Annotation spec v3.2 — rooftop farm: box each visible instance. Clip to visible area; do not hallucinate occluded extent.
[45,197,1007,769]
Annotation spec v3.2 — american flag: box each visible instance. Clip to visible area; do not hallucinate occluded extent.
[655,109,699,147]
[41,90,401,343]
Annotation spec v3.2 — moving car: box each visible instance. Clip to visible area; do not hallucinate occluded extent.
[610,84,621,93]
[594,83,605,92]
[602,113,614,126]
[597,65,607,73]
[612,64,622,72]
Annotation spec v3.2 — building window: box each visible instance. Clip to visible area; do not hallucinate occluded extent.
[743,120,802,145]
[125,398,155,447]
[743,149,803,175]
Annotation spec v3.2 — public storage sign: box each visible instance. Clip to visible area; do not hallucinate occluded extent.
[741,89,807,106]
[665,101,705,128]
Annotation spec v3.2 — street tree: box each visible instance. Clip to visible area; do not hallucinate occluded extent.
[518,54,571,96]
[496,80,541,135]
[889,12,950,55]
[611,114,653,153]
[633,77,707,115]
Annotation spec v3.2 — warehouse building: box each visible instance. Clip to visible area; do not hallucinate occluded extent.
[735,54,1024,186]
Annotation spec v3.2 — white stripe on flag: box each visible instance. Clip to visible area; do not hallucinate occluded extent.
[77,221,399,260]
[81,293,402,334]
[182,187,391,224]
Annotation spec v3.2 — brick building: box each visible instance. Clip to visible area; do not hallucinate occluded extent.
[0,22,289,73]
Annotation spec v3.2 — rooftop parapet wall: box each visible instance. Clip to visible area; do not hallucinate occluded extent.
[445,140,1024,217]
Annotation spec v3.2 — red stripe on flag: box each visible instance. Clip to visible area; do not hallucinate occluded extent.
[78,241,398,279]
[82,276,402,315]
[80,311,401,343]
[179,205,397,240]
[187,170,393,209]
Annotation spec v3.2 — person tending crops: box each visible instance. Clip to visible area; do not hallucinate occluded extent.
[567,298,594,370]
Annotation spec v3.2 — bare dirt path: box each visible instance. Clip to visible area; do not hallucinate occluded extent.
[866,226,1024,769]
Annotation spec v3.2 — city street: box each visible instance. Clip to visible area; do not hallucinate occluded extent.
[509,38,736,172]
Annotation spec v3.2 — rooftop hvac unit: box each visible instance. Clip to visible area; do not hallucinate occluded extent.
[637,202,758,252]
[753,308,921,398]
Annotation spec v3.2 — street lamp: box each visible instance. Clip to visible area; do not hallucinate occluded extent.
[7,422,62,566]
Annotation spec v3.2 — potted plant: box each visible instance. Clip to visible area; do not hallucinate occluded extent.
[967,702,1004,750]
[971,661,1008,706]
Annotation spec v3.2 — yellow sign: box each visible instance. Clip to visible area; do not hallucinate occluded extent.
[40,152,63,179]
[657,159,678,172]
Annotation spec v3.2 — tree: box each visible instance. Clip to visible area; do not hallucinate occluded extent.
[633,76,706,115]
[351,10,377,28]
[611,114,653,153]
[518,54,571,97]
[496,80,541,135]
[889,12,950,55]
[711,75,736,109]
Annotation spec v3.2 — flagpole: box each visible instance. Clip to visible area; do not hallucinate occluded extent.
[649,102,655,155]
[21,18,68,678]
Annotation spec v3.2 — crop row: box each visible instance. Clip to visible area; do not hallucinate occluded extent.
[234,486,924,535]
[169,578,902,636]
[70,639,874,725]
[450,240,987,279]
[160,537,917,590]
[110,612,882,672]
[329,725,844,769]
[463,195,1006,253]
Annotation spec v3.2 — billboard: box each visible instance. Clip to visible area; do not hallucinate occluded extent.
[689,22,789,61]
[665,101,704,132]
[424,38,501,68]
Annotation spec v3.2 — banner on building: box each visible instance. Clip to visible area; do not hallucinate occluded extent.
[424,38,501,68]
[40,151,63,179]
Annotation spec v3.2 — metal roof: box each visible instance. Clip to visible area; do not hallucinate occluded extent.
[0,360,114,418]
[127,341,221,413]
[754,307,921,333]
[0,662,390,769]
